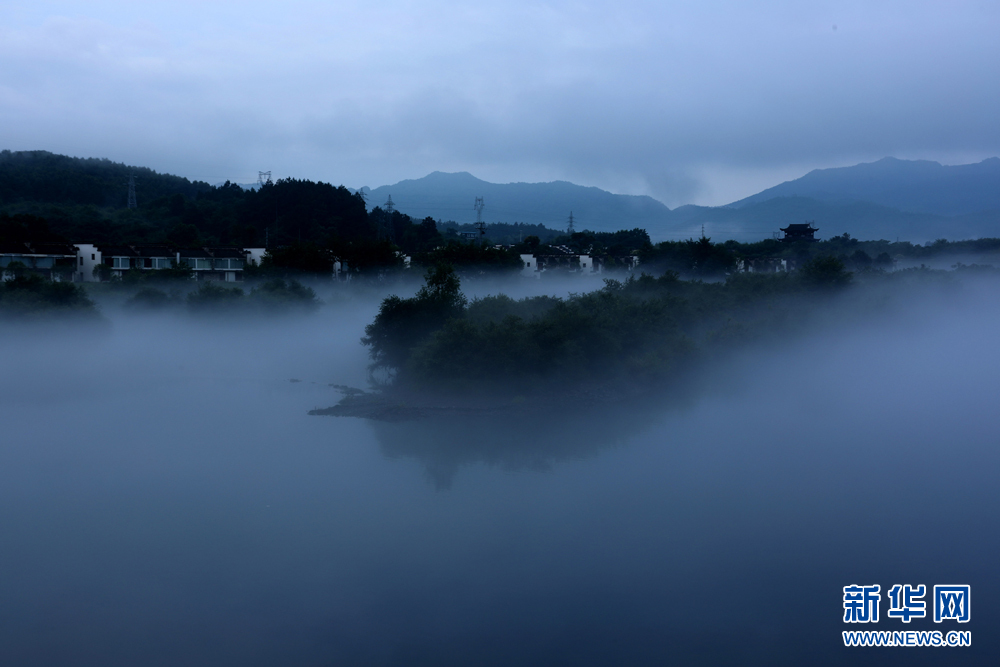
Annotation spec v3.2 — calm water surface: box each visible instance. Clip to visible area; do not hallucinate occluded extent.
[0,297,996,665]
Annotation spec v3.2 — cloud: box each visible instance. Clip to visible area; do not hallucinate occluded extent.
[1,1,999,205]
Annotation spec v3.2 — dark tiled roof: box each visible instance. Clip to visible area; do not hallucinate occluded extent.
[0,241,30,254]
[26,242,77,256]
[177,247,213,258]
[1,242,77,256]
[209,247,246,259]
[134,246,176,258]
[98,245,138,257]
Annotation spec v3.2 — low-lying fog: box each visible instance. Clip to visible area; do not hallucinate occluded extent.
[0,273,996,666]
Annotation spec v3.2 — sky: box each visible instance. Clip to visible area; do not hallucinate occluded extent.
[1,1,998,207]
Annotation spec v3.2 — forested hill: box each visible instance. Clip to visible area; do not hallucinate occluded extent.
[0,150,372,252]
[0,150,212,207]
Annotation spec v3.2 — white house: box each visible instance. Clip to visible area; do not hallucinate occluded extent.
[75,243,102,282]
[244,248,266,267]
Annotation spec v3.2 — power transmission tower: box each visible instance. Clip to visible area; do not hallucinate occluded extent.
[127,171,137,209]
[258,171,272,188]
[567,211,575,234]
[474,197,486,239]
[381,195,396,242]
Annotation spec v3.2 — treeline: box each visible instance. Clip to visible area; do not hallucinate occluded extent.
[637,234,1000,278]
[439,222,563,245]
[126,279,321,315]
[0,275,323,322]
[0,274,100,319]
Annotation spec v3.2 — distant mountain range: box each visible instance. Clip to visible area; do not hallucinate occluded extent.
[364,158,1000,242]
[4,150,1000,243]
[361,171,670,233]
[729,157,1000,216]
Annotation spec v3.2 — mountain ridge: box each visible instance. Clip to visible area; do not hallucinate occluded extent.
[363,171,671,233]
[362,158,1000,242]
[728,156,1000,216]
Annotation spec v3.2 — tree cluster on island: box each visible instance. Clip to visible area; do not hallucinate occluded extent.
[358,253,993,404]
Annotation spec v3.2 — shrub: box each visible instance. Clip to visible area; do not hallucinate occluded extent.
[186,282,244,311]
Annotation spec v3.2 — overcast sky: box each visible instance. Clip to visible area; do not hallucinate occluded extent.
[2,1,998,207]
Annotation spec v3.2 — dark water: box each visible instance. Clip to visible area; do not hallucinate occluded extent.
[0,296,996,665]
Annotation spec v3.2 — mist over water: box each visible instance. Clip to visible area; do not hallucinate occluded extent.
[0,275,997,665]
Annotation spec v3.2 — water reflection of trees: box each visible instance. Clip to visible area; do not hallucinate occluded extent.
[367,394,693,489]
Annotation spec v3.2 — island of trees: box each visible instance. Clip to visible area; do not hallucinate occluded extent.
[346,252,978,414]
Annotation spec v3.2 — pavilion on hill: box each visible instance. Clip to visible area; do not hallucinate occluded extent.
[780,222,819,242]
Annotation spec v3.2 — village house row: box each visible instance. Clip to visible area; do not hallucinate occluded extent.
[0,240,645,282]
[0,224,819,282]
[0,242,268,282]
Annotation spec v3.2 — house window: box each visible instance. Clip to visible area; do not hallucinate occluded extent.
[91,254,95,260]
[80,257,84,266]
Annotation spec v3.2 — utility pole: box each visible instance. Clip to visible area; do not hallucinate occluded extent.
[127,171,137,209]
